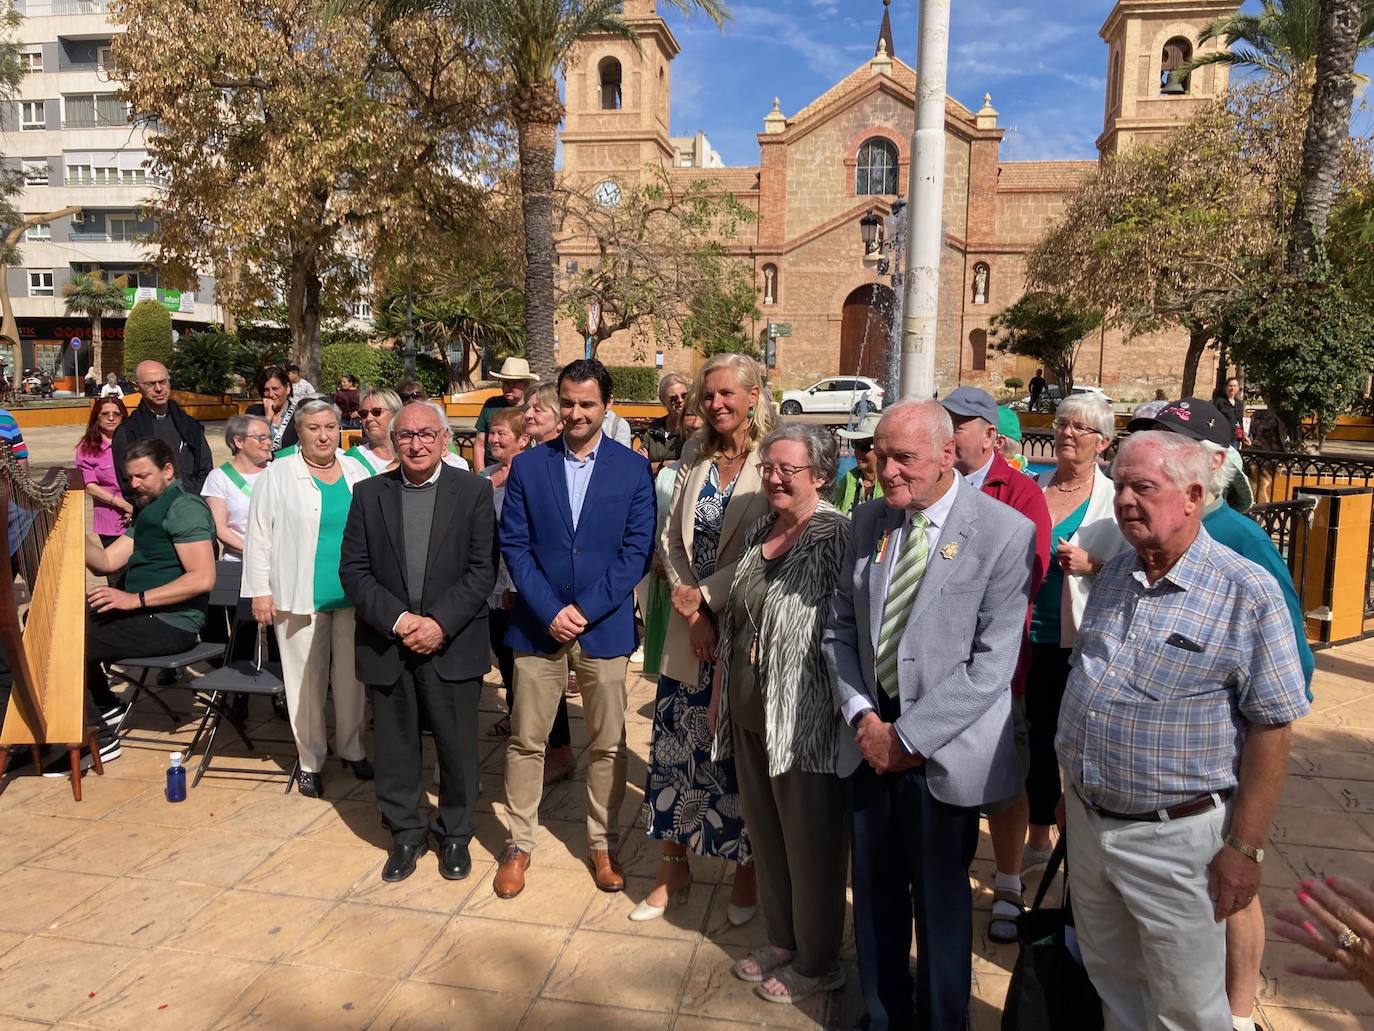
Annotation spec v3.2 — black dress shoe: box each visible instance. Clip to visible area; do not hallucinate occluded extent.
[297,771,324,798]
[438,841,472,881]
[342,757,374,780]
[382,841,428,882]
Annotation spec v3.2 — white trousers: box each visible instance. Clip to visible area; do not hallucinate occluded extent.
[1065,788,1231,1031]
[273,609,366,773]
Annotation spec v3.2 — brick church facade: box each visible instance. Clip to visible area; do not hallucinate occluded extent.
[555,0,1238,398]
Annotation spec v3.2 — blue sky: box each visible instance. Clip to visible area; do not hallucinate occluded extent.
[659,0,1374,166]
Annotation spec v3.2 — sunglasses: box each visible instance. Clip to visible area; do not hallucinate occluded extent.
[363,407,390,418]
[400,392,424,402]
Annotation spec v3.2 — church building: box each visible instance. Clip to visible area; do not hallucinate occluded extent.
[555,0,1237,398]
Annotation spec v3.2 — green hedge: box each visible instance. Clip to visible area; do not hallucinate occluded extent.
[321,343,404,392]
[414,354,449,398]
[605,365,658,403]
[124,299,173,375]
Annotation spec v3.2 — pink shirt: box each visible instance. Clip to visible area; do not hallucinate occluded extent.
[75,437,126,537]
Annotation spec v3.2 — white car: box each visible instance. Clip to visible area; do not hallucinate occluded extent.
[780,376,885,416]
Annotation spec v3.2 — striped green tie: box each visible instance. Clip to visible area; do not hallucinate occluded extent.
[875,512,931,698]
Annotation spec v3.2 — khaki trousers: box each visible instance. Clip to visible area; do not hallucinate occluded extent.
[273,609,366,773]
[505,644,628,853]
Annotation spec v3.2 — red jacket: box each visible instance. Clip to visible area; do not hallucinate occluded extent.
[977,451,1051,696]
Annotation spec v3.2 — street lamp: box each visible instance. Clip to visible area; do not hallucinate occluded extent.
[856,203,910,401]
[859,210,881,254]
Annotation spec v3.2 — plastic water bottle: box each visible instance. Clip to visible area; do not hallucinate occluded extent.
[165,752,187,803]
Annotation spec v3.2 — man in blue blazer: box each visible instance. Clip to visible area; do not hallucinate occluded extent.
[494,359,656,900]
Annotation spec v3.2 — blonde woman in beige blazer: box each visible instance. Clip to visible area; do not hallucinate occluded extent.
[633,354,776,924]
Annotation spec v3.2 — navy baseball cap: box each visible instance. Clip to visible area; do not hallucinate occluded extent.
[1126,398,1231,447]
[940,386,999,427]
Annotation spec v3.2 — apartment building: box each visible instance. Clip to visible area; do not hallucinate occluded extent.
[1,0,222,377]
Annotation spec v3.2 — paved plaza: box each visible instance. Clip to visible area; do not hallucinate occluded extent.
[0,636,1370,1030]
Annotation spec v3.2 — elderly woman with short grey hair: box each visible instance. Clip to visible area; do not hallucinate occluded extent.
[243,397,374,797]
[708,423,854,1004]
[201,414,271,561]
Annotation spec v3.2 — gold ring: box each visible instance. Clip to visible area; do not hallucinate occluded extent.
[1338,928,1362,950]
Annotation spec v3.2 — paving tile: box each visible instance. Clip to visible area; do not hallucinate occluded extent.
[217,964,395,1030]
[1315,778,1374,815]
[28,820,182,877]
[127,828,284,887]
[578,875,712,940]
[369,982,529,1030]
[209,788,332,837]
[162,888,333,961]
[17,777,150,822]
[1273,843,1374,885]
[45,878,220,948]
[298,799,389,848]
[1277,776,1351,814]
[104,783,248,829]
[522,998,673,1030]
[0,867,114,934]
[236,836,380,899]
[1270,805,1374,851]
[542,929,695,1012]
[285,901,448,978]
[63,949,265,1028]
[1259,940,1374,1015]
[346,857,491,915]
[0,930,25,959]
[1256,1003,1373,1030]
[459,864,597,928]
[0,936,140,1022]
[1290,748,1374,783]
[0,813,87,872]
[410,914,567,994]
[677,941,829,1028]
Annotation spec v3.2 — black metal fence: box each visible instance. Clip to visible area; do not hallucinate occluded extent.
[1247,497,1317,605]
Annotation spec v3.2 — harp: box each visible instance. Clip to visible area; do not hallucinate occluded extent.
[0,441,101,799]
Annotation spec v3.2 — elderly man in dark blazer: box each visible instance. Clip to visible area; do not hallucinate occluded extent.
[825,399,1036,1031]
[340,401,496,883]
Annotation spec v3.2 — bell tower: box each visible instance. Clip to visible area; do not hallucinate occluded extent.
[1097,0,1240,157]
[561,0,679,185]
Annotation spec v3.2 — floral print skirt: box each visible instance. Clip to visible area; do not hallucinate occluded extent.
[640,668,752,865]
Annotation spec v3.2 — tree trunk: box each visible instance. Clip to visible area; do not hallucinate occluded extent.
[1289,0,1363,275]
[287,245,323,385]
[91,316,103,377]
[1180,323,1212,397]
[516,87,562,379]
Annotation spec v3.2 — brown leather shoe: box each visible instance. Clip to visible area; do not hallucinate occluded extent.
[586,848,625,893]
[493,845,530,899]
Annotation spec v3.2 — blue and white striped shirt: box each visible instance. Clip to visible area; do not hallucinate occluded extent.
[1056,528,1309,815]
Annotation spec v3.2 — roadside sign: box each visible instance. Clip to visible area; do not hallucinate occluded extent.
[768,322,792,338]
[70,337,81,350]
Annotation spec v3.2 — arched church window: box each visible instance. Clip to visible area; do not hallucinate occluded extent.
[970,329,988,372]
[762,264,778,305]
[1109,51,1122,113]
[599,57,623,110]
[855,138,899,196]
[1160,38,1192,95]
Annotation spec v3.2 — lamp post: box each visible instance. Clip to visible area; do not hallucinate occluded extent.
[858,200,908,405]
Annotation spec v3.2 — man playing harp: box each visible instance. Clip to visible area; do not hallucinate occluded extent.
[78,438,216,769]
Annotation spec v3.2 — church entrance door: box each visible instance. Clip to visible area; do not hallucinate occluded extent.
[839,284,894,382]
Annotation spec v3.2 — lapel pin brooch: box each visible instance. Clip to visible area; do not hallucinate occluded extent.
[940,542,960,560]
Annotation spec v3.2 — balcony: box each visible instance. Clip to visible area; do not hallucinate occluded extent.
[14,0,112,14]
[61,112,128,129]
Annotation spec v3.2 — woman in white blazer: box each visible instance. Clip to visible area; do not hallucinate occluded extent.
[242,398,373,798]
[1022,394,1129,868]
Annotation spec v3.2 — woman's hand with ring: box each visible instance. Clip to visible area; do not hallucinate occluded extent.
[1273,874,1374,997]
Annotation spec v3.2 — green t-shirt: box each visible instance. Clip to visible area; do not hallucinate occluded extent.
[1030,496,1090,646]
[311,475,353,612]
[124,485,214,633]
[475,396,510,465]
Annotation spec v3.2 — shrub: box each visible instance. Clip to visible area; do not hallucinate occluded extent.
[414,353,450,397]
[230,334,289,390]
[1004,377,1024,390]
[171,331,234,394]
[123,299,173,375]
[321,342,404,392]
[605,365,658,403]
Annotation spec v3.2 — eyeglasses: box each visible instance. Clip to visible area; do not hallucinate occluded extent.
[363,407,390,418]
[759,462,812,483]
[242,433,270,444]
[666,392,688,406]
[399,392,424,402]
[1052,419,1101,437]
[140,378,169,389]
[395,428,441,445]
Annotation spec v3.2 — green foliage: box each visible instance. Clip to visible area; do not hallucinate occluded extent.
[171,332,235,394]
[0,8,28,267]
[414,353,450,397]
[989,292,1102,395]
[373,278,525,389]
[1222,266,1374,439]
[682,247,761,358]
[1004,377,1025,390]
[321,342,404,392]
[1326,183,1374,305]
[123,300,174,374]
[230,334,290,390]
[604,365,658,403]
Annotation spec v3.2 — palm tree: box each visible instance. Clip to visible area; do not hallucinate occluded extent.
[62,271,128,376]
[366,0,730,378]
[1184,0,1374,88]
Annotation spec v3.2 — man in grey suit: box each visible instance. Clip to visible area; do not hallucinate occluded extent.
[825,400,1036,1031]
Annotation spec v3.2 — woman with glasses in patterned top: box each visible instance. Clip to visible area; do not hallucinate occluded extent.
[1022,393,1128,873]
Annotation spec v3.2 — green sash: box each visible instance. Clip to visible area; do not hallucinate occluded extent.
[220,462,254,496]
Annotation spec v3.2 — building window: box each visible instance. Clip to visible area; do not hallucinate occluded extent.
[598,57,622,110]
[22,160,48,185]
[119,167,145,184]
[66,164,118,185]
[25,221,50,241]
[970,328,988,371]
[63,93,126,128]
[20,100,44,130]
[1109,51,1122,113]
[855,137,898,196]
[762,264,778,305]
[20,51,42,72]
[97,45,115,74]
[28,271,53,296]
[1161,37,1192,95]
[351,299,372,321]
[108,215,138,242]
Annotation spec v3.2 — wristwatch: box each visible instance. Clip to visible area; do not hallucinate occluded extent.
[1224,833,1263,864]
[138,591,147,609]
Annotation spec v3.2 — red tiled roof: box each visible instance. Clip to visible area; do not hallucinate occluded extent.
[997,160,1098,190]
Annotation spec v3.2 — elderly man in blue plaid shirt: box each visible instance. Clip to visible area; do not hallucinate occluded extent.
[1057,431,1309,1031]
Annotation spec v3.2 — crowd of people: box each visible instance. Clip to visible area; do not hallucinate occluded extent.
[1,351,1360,1029]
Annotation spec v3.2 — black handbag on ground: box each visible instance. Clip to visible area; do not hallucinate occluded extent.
[1000,839,1104,1031]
